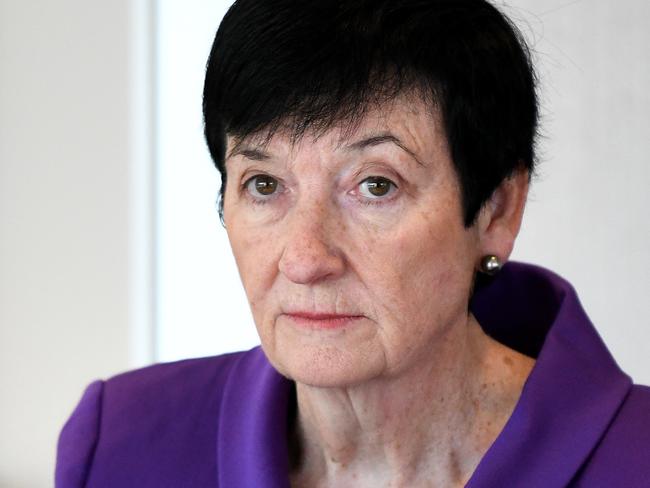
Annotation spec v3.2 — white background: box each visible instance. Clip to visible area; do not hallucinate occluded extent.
[1,1,648,486]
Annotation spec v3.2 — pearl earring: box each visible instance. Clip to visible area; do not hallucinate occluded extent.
[480,255,502,275]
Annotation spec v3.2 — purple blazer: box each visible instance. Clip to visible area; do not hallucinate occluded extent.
[56,263,650,487]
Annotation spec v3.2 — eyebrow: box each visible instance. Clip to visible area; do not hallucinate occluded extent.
[227,132,425,166]
[226,146,271,161]
[343,133,425,166]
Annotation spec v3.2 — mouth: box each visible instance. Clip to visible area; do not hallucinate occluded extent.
[282,311,366,330]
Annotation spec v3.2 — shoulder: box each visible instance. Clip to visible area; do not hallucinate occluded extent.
[56,380,104,487]
[97,350,250,438]
[600,384,650,451]
[102,349,247,408]
[575,384,650,486]
[56,348,257,488]
[598,384,650,453]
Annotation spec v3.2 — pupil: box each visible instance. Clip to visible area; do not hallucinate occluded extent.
[255,177,277,195]
[367,178,389,196]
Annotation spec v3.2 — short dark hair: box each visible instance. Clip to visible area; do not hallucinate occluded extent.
[203,0,538,226]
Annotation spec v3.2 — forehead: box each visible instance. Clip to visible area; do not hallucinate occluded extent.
[225,94,448,162]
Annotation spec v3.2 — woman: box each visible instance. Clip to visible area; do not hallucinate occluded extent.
[56,0,649,486]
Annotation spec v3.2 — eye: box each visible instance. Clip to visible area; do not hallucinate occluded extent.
[245,174,280,197]
[358,176,396,198]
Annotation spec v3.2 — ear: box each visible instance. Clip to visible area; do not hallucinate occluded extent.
[475,167,529,265]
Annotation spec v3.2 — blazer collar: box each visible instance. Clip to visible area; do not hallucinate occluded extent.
[218,262,632,487]
[466,262,631,486]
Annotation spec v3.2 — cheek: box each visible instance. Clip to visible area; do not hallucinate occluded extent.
[369,224,474,368]
[374,205,469,279]
[358,206,474,327]
[226,220,280,311]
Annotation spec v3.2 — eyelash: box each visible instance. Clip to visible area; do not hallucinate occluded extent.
[241,174,284,205]
[356,176,399,206]
[240,173,400,207]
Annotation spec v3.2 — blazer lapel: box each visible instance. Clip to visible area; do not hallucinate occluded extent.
[218,348,293,488]
[467,263,632,487]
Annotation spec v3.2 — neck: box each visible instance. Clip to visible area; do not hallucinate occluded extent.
[289,314,534,487]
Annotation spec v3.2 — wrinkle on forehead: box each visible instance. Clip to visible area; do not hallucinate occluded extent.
[226,90,443,162]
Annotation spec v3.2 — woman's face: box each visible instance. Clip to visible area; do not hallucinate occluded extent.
[223,97,485,387]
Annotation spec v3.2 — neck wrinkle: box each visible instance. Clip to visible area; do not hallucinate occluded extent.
[291,312,494,486]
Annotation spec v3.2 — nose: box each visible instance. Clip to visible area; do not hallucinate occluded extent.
[278,202,346,285]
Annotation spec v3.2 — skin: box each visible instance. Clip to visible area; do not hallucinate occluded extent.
[223,95,535,487]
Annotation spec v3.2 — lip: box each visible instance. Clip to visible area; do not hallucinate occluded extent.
[283,311,365,330]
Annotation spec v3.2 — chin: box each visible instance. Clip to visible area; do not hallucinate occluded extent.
[266,342,384,388]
